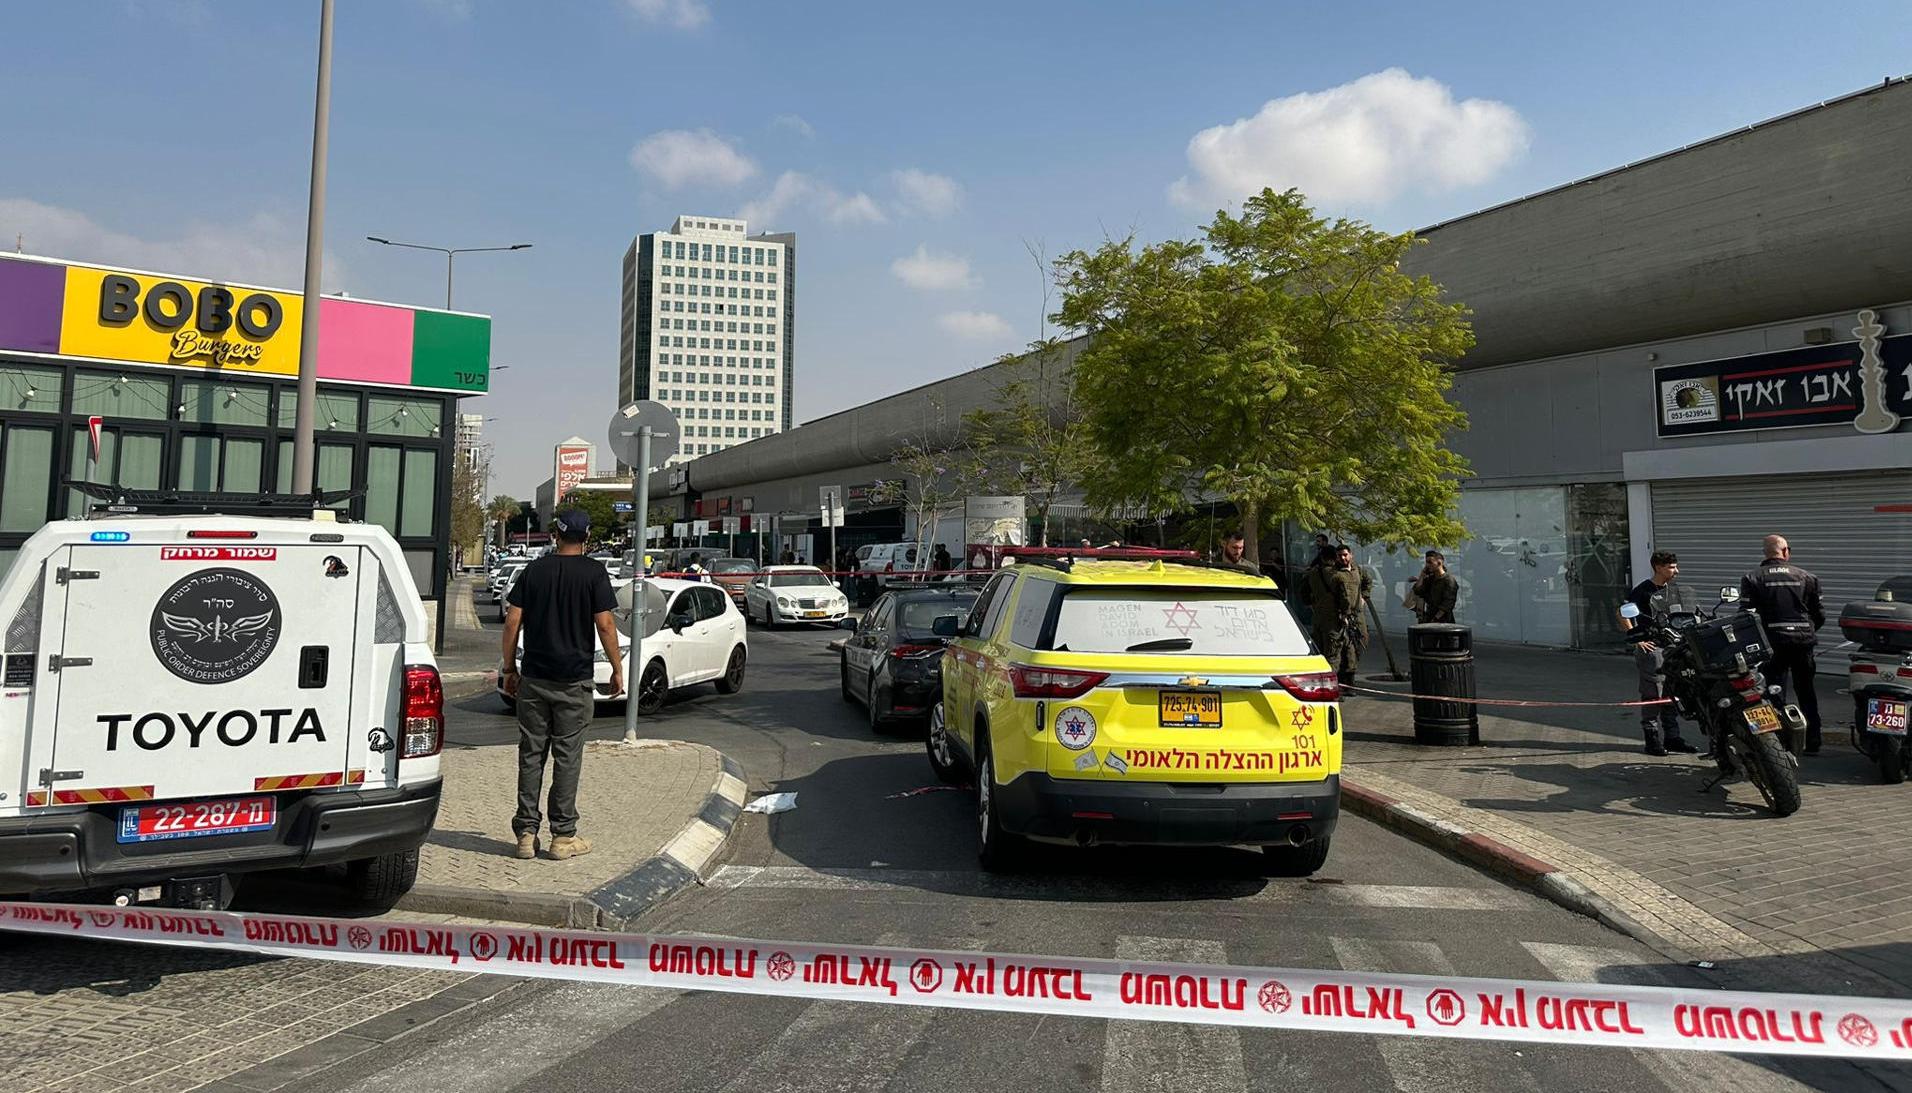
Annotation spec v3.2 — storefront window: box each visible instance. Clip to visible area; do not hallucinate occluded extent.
[275,440,356,503]
[365,445,439,539]
[66,426,163,516]
[278,389,361,432]
[178,434,264,493]
[367,395,442,439]
[1,365,63,414]
[401,448,438,537]
[0,424,55,532]
[1567,482,1631,649]
[366,446,401,533]
[179,380,270,427]
[70,370,172,421]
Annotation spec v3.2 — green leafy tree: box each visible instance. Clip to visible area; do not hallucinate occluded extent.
[1056,188,1473,560]
[560,490,620,547]
[964,339,1092,547]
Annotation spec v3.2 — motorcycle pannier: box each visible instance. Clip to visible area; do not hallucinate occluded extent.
[1684,610,1773,673]
[1841,581,1912,655]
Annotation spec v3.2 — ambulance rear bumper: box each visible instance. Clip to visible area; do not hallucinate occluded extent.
[0,778,441,895]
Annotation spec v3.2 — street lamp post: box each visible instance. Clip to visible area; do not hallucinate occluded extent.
[364,237,532,309]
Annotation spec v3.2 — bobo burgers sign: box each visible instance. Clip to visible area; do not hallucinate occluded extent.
[60,265,306,377]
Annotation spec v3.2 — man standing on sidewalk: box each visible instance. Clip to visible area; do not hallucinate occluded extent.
[1216,529,1261,575]
[1620,550,1699,756]
[500,509,623,861]
[1741,534,1826,753]
[1411,550,1459,623]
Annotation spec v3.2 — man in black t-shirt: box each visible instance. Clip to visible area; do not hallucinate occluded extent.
[1620,549,1700,756]
[502,509,622,861]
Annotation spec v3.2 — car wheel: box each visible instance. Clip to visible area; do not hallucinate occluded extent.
[1262,836,1332,877]
[867,671,889,734]
[840,653,855,703]
[976,746,1023,872]
[716,646,747,694]
[346,848,419,907]
[926,701,964,784]
[637,659,669,715]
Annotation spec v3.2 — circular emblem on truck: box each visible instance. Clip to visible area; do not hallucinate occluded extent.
[150,568,282,684]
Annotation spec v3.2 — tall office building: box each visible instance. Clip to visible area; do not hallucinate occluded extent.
[620,215,793,465]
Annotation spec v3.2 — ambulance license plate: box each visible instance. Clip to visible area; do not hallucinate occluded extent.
[1160,690,1223,727]
[1868,698,1910,736]
[117,797,275,844]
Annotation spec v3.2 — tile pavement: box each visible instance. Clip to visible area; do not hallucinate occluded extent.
[1344,639,1912,996]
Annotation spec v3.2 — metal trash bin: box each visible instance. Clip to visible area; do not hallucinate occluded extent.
[1408,623,1478,746]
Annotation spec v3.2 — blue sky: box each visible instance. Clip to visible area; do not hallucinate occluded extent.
[2,1,1908,495]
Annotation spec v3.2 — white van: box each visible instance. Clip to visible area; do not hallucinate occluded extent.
[0,511,443,909]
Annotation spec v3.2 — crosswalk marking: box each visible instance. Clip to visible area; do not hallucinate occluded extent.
[326,981,682,1093]
[706,864,1527,911]
[1330,937,1543,1093]
[1103,937,1248,1093]
[1521,943,1813,1093]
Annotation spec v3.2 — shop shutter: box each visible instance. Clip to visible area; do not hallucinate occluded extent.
[1650,470,1912,668]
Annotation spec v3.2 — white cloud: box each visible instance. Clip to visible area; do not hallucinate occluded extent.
[625,0,710,30]
[0,196,345,291]
[889,168,963,218]
[1168,68,1529,209]
[772,113,815,138]
[629,129,758,190]
[936,311,1011,340]
[737,172,886,229]
[891,245,978,291]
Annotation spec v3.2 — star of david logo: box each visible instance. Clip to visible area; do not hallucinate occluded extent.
[1162,602,1201,636]
[1063,715,1087,739]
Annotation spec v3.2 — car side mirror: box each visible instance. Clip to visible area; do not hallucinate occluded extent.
[1719,586,1740,604]
[932,615,960,638]
[669,612,692,632]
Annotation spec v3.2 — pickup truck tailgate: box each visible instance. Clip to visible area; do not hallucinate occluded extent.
[28,543,374,804]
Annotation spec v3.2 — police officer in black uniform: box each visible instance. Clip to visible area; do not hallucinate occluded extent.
[1741,534,1826,753]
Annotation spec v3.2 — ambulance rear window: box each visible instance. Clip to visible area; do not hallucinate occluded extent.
[1047,588,1309,656]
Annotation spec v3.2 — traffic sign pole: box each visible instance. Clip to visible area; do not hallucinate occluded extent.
[607,401,679,748]
[622,427,651,746]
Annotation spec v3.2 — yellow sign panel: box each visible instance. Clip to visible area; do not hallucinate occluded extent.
[58,265,305,377]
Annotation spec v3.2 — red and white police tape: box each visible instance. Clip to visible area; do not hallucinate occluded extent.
[5,901,1910,1059]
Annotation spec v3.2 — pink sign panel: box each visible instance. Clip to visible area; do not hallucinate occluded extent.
[316,298,414,385]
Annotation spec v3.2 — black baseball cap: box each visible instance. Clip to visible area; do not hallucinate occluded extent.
[555,510,591,540]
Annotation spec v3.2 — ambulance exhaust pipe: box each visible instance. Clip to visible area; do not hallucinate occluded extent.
[1287,824,1310,847]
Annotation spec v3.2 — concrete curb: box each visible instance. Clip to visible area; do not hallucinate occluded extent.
[394,752,749,932]
[1339,779,1691,963]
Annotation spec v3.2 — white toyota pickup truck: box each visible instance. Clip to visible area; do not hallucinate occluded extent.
[0,509,443,909]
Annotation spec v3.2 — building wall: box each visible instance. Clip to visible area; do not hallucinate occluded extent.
[1405,78,1912,370]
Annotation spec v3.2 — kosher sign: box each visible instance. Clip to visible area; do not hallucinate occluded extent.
[1654,311,1912,438]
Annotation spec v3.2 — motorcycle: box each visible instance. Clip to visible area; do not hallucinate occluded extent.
[1839,577,1912,784]
[1622,586,1804,817]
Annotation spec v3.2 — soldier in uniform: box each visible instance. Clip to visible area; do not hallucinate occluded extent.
[1740,534,1825,753]
[1311,545,1371,683]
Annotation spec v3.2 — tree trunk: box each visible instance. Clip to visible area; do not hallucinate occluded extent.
[1239,498,1260,564]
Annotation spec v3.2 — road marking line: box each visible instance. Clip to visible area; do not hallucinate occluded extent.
[1521,943,1813,1093]
[1331,937,1542,1093]
[1105,936,1247,1093]
[706,865,1526,911]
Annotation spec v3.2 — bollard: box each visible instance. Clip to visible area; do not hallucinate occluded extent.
[1408,623,1479,746]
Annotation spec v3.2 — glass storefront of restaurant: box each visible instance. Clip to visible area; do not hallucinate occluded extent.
[1282,483,1633,651]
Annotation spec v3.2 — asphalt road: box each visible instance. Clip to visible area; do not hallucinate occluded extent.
[309,614,1866,1093]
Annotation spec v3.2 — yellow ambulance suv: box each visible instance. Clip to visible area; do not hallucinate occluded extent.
[930,557,1341,874]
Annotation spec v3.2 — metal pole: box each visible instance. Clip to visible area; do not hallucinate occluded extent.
[290,0,334,495]
[445,251,454,310]
[621,428,652,746]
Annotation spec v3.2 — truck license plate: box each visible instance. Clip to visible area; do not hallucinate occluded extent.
[1159,690,1223,727]
[1744,704,1782,735]
[1868,698,1910,736]
[117,797,275,844]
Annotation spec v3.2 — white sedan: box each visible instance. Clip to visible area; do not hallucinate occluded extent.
[745,565,849,627]
[497,577,748,715]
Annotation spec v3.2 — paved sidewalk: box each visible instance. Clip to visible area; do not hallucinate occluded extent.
[401,737,746,928]
[1342,639,1912,998]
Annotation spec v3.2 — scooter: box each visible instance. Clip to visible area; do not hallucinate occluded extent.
[1839,578,1912,784]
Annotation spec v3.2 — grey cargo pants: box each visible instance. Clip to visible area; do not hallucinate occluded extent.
[513,676,595,838]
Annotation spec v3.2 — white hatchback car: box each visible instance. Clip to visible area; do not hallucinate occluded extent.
[745,565,849,627]
[497,577,747,714]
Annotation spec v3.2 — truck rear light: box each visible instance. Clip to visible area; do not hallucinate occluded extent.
[1274,672,1340,702]
[1010,664,1108,699]
[402,664,444,758]
[187,529,259,539]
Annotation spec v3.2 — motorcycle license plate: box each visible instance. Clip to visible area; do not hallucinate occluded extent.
[117,796,275,844]
[1867,698,1910,736]
[1744,704,1782,735]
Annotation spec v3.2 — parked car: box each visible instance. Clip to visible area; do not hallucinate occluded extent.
[488,558,529,603]
[745,565,850,626]
[706,557,759,606]
[497,577,747,714]
[936,557,1342,874]
[842,588,979,731]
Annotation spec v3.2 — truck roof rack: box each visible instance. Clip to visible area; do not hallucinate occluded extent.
[64,482,364,518]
